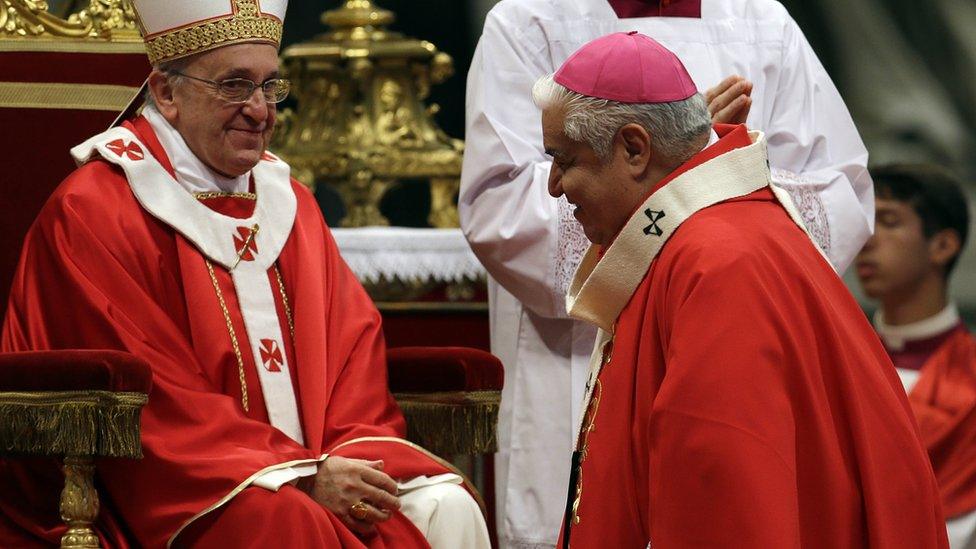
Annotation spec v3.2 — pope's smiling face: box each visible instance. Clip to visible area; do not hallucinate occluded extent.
[542,107,644,246]
[151,43,279,178]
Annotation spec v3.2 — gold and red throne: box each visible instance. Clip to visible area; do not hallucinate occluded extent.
[0,1,501,546]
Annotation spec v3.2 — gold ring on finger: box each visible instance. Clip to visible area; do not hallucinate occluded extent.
[350,500,370,521]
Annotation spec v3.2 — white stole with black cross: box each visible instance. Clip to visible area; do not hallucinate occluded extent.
[71,127,306,445]
[565,131,826,449]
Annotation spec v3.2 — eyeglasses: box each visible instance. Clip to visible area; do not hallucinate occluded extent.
[169,71,291,104]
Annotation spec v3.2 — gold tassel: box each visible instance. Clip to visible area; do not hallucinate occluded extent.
[0,391,147,459]
[394,391,500,457]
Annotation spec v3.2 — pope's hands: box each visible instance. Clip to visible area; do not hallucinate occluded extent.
[705,75,753,125]
[305,457,400,535]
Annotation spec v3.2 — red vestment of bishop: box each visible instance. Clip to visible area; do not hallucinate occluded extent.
[0,116,464,547]
[897,325,976,519]
[559,125,948,547]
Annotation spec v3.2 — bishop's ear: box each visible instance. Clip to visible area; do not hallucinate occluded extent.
[928,228,962,270]
[147,70,179,123]
[616,123,652,177]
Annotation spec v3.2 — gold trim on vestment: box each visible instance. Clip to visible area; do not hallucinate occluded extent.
[206,259,250,412]
[166,453,330,548]
[0,81,140,111]
[204,259,295,412]
[571,338,612,526]
[193,191,257,201]
[142,0,282,65]
[330,435,488,517]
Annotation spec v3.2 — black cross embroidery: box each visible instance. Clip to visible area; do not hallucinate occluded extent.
[643,208,666,237]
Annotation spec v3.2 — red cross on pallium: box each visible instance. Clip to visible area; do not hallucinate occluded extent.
[232,226,259,261]
[259,339,283,372]
[105,139,145,161]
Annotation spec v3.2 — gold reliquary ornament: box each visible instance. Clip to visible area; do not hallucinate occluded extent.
[273,0,463,228]
[1,0,139,39]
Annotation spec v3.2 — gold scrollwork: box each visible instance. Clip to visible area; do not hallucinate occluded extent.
[273,1,463,229]
[60,455,100,549]
[1,0,92,37]
[0,0,139,39]
[71,0,139,37]
[143,0,282,65]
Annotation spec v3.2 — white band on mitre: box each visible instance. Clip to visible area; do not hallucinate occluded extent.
[132,0,288,65]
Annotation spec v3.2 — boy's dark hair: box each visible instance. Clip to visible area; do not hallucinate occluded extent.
[871,163,970,277]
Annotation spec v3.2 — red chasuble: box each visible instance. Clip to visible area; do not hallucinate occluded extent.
[0,117,467,547]
[559,125,947,548]
[906,327,976,519]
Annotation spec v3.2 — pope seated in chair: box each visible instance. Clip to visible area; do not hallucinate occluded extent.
[0,1,489,547]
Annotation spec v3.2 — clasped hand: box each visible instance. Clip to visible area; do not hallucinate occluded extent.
[705,75,753,125]
[303,456,401,535]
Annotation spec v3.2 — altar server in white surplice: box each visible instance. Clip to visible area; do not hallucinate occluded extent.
[459,1,873,547]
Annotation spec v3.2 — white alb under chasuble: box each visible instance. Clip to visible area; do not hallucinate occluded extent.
[71,127,305,445]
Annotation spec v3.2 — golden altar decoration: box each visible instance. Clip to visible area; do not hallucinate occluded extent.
[1,0,139,40]
[272,0,464,229]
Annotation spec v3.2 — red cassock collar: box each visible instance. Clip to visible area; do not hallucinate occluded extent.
[645,123,751,197]
[607,0,701,18]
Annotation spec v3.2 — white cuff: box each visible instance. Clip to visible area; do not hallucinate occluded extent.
[252,463,319,491]
[397,473,463,494]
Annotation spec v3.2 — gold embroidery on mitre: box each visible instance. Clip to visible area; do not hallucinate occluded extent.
[142,0,282,65]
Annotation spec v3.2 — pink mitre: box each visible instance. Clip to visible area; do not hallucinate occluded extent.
[554,31,698,103]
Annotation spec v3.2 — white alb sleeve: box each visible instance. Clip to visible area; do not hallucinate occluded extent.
[459,13,588,319]
[251,462,319,491]
[764,16,874,273]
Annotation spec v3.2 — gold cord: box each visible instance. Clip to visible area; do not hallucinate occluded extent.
[273,265,295,340]
[571,338,612,525]
[206,260,249,412]
[193,191,258,201]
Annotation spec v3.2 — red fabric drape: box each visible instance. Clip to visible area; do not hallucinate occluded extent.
[910,329,976,518]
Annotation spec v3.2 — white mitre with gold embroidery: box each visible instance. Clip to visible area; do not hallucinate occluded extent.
[132,0,287,65]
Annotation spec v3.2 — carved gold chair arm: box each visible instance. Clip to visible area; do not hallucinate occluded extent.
[0,390,148,549]
[0,350,152,549]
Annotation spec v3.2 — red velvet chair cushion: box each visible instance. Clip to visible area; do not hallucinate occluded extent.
[0,350,152,394]
[386,346,503,393]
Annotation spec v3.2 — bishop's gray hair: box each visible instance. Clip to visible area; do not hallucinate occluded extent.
[143,56,195,108]
[532,74,711,166]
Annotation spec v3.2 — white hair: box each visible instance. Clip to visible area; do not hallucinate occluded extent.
[532,74,711,165]
[143,56,194,108]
